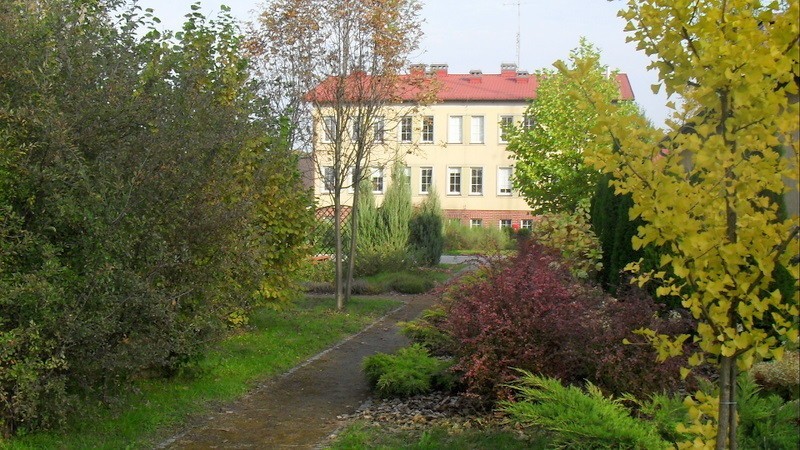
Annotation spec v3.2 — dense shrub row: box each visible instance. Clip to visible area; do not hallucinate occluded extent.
[442,240,694,400]
[0,2,312,435]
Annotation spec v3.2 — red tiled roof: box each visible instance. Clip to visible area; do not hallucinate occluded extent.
[307,68,635,103]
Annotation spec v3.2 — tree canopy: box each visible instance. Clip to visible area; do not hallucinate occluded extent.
[505,39,641,215]
[568,1,799,448]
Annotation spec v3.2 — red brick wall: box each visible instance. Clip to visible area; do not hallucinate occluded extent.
[443,209,536,228]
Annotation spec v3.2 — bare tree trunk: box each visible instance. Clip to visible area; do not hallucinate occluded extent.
[716,355,737,450]
[334,194,345,310]
[729,362,738,450]
[344,165,362,304]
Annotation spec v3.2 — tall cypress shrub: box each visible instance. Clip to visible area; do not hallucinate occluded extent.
[590,173,641,293]
[410,186,444,266]
[380,163,413,253]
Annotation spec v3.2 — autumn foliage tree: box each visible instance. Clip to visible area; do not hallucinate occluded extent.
[567,1,799,448]
[252,0,425,309]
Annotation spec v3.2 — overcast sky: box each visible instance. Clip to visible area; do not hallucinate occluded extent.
[134,0,671,126]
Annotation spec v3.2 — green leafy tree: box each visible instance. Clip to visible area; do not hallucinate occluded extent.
[505,39,630,215]
[0,0,311,435]
[569,1,799,448]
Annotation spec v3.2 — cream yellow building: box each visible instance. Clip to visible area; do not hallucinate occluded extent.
[310,63,634,229]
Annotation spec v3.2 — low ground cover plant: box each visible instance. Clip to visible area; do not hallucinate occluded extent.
[501,371,668,449]
[399,307,456,356]
[363,344,456,398]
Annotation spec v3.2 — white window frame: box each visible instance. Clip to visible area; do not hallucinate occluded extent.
[470,167,483,195]
[497,167,512,195]
[347,166,356,193]
[448,116,463,144]
[420,167,433,194]
[499,115,513,143]
[521,219,533,230]
[447,167,462,195]
[422,116,434,143]
[373,116,385,143]
[322,116,336,143]
[470,116,485,144]
[470,218,482,228]
[371,167,384,194]
[499,219,512,229]
[400,116,412,143]
[352,119,362,142]
[322,166,335,193]
[523,115,535,131]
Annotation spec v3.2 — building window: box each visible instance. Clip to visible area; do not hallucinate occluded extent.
[422,116,434,143]
[470,167,483,195]
[498,167,512,195]
[347,166,356,193]
[371,167,384,194]
[521,219,533,230]
[323,166,335,192]
[322,116,336,143]
[470,116,485,144]
[448,116,463,144]
[352,119,362,142]
[404,166,411,184]
[447,167,461,195]
[400,116,412,142]
[499,115,513,143]
[499,219,512,229]
[470,218,482,228]
[420,167,433,194]
[373,116,385,143]
[523,114,535,131]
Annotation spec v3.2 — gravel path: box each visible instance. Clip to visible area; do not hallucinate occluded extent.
[157,293,437,449]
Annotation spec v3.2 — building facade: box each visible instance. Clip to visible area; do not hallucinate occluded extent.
[310,63,634,230]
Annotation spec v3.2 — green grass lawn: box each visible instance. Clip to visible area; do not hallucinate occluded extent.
[326,421,550,450]
[4,296,400,450]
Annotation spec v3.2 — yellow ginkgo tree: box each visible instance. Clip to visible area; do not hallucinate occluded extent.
[560,0,799,448]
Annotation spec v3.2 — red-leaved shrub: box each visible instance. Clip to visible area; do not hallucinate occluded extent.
[444,240,694,401]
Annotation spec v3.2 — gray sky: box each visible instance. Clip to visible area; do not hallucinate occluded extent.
[134,0,670,125]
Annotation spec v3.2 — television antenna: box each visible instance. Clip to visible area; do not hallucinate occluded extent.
[503,1,530,67]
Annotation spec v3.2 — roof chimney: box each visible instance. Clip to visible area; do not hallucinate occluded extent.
[429,63,448,76]
[410,64,426,76]
[501,62,518,77]
[515,69,529,83]
[468,69,482,83]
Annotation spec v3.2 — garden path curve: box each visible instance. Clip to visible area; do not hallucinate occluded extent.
[157,293,437,449]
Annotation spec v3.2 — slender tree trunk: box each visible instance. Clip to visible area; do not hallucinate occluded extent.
[729,362,738,450]
[345,164,362,304]
[334,194,344,310]
[344,178,359,302]
[716,356,737,450]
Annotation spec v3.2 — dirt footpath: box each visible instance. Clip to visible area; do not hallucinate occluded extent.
[157,293,437,449]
